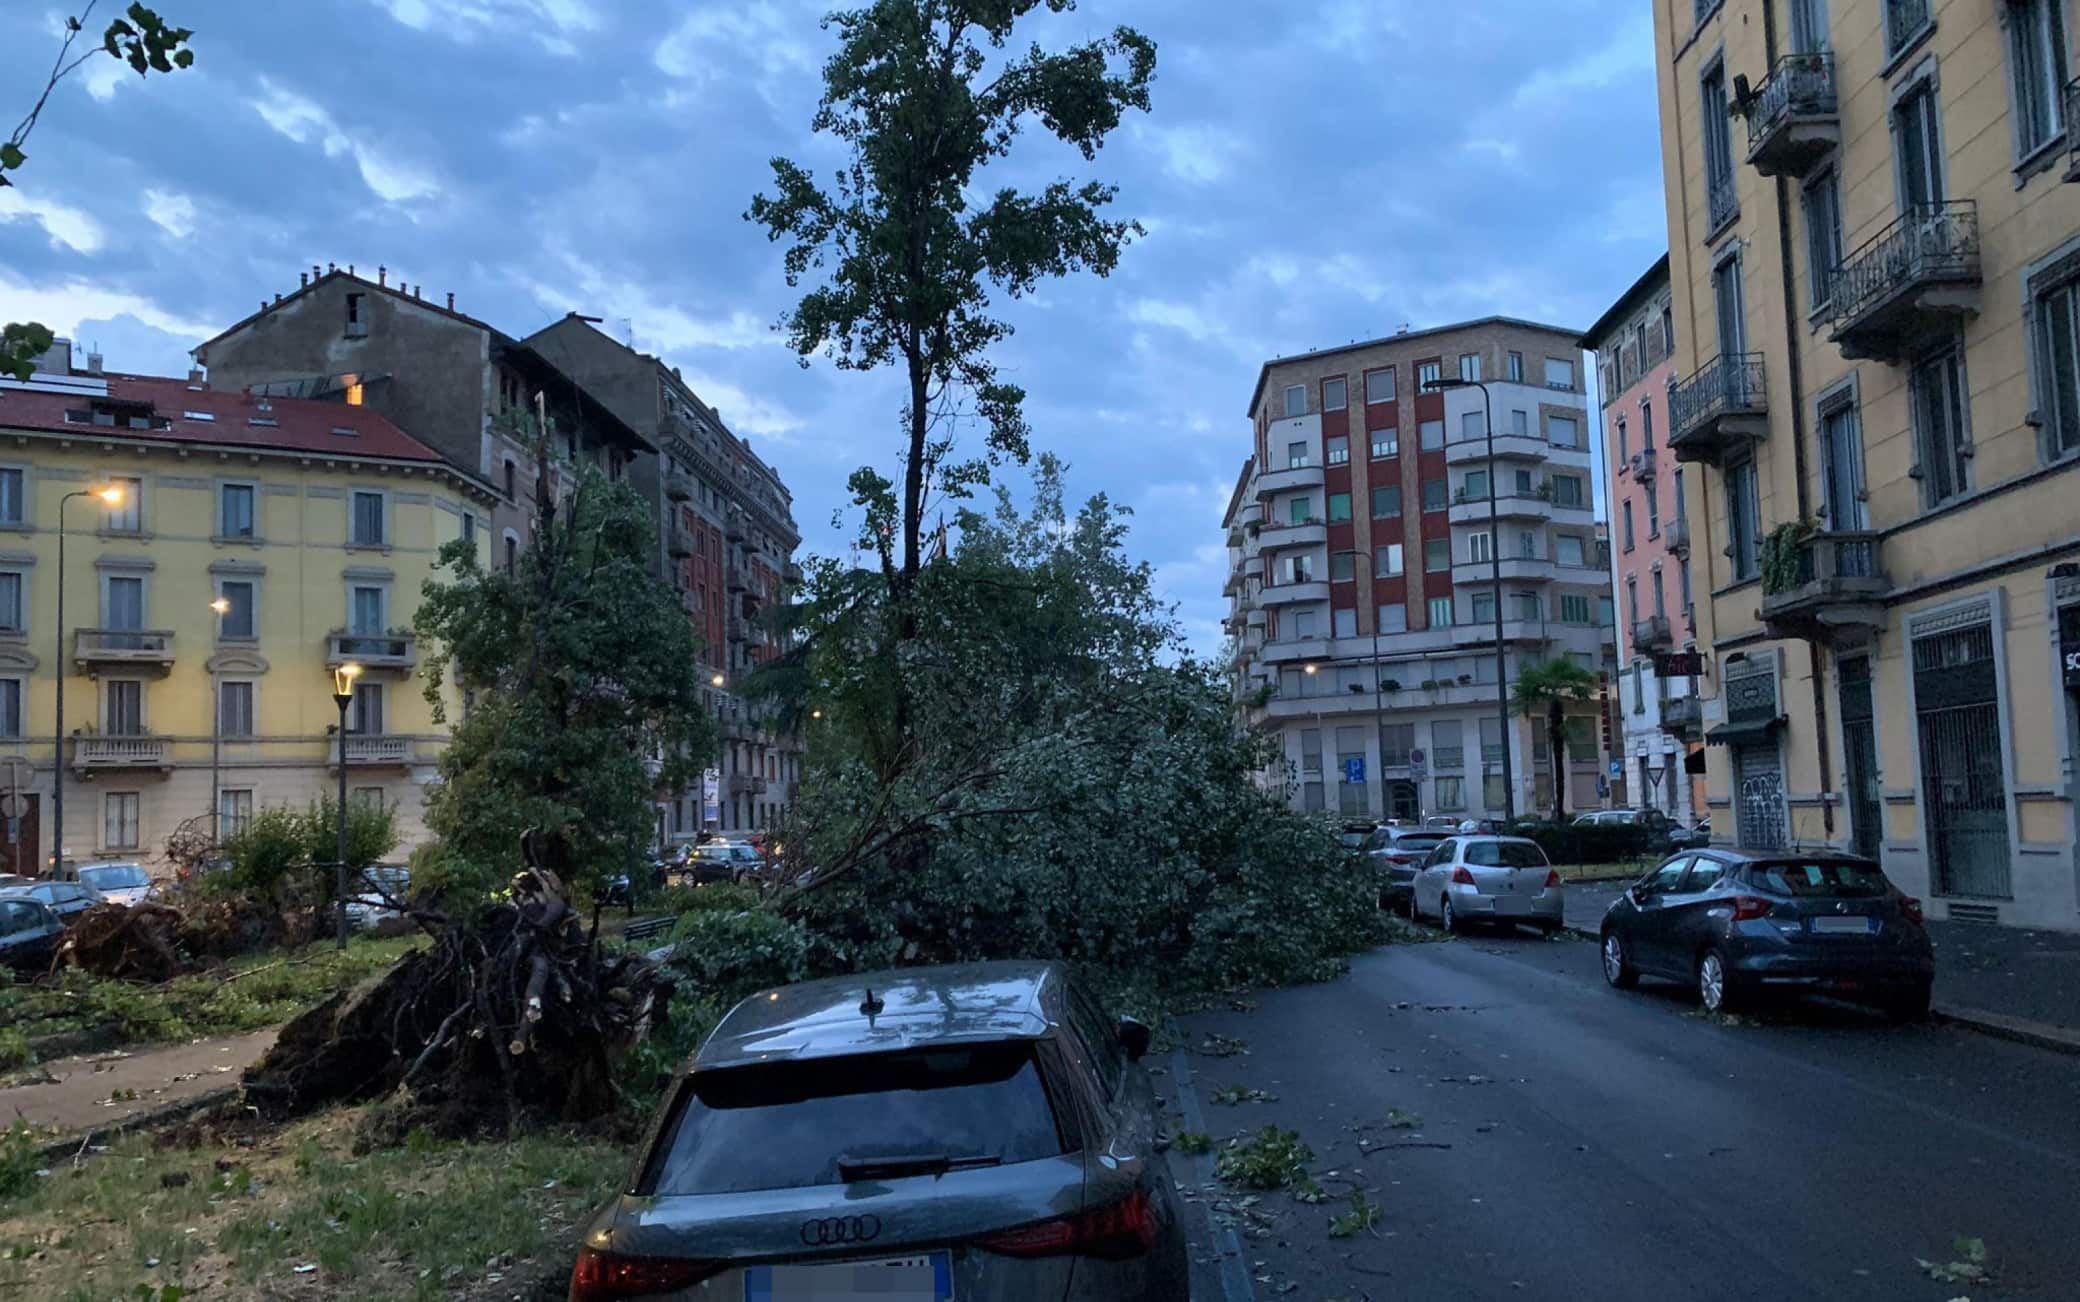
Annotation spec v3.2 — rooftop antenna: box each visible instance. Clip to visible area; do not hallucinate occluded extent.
[859,987,885,1017]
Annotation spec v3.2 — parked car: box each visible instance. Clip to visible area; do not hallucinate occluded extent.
[0,896,65,971]
[345,864,411,930]
[570,960,1189,1300]
[1420,815,1460,832]
[1597,849,1934,1020]
[0,879,104,925]
[1455,818,1506,835]
[1410,835,1564,935]
[1362,827,1448,909]
[1338,821,1380,852]
[72,862,153,907]
[675,842,763,886]
[1665,818,1712,851]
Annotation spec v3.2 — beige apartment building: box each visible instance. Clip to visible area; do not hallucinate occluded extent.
[1652,0,2080,929]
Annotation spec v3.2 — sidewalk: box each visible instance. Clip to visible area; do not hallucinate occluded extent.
[1560,880,2080,1041]
[0,1030,276,1135]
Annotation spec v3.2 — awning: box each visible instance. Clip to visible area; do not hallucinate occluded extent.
[1705,716,1784,747]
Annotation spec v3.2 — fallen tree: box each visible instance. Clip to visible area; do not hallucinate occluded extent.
[56,902,187,981]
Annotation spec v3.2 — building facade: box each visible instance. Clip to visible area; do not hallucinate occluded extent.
[1653,0,2080,929]
[1583,255,1711,825]
[524,315,804,842]
[0,353,490,876]
[1225,318,1620,822]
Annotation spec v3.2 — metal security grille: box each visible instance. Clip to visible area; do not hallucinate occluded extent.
[1912,624,2010,898]
[1733,744,1786,849]
[1838,657,1882,859]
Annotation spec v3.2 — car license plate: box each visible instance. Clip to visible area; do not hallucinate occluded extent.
[746,1252,953,1301]
[1810,916,1874,935]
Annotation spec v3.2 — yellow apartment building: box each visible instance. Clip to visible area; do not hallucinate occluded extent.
[0,353,492,877]
[1653,0,2080,928]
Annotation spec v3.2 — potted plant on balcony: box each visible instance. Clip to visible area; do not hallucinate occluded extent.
[1378,678,1401,694]
[1247,684,1274,709]
[1456,673,1474,685]
[1347,683,1366,695]
[1420,679,1440,694]
[1759,520,1817,596]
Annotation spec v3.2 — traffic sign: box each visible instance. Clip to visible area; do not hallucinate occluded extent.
[1408,748,1426,766]
[1608,759,1623,778]
[1343,757,1366,784]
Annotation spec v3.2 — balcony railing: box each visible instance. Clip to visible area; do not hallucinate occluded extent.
[327,631,415,670]
[1826,201,1981,361]
[72,735,171,771]
[73,628,176,673]
[1668,353,1767,465]
[1761,530,1890,646]
[665,468,695,502]
[667,519,695,558]
[1706,172,1739,233]
[1629,448,1658,481]
[727,773,769,797]
[1661,695,1704,739]
[1745,53,1839,177]
[1631,615,1673,655]
[339,734,413,766]
[1663,516,1691,557]
[1885,0,1931,57]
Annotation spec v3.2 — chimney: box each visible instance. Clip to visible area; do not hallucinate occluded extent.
[413,285,422,300]
[274,293,283,304]
[347,264,355,276]
[312,264,321,281]
[327,261,336,273]
[445,292,454,311]
[299,272,308,288]
[378,265,387,287]
[186,366,204,387]
[86,351,103,376]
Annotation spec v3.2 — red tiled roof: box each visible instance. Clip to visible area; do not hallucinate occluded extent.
[0,371,454,465]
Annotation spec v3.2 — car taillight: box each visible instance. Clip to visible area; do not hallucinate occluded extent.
[977,1189,1155,1261]
[568,1247,724,1301]
[1451,866,1476,886]
[1543,869,1561,889]
[1730,896,1773,922]
[1898,896,1924,925]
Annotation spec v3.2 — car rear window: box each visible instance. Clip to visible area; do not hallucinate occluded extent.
[79,865,147,890]
[1393,836,1444,854]
[1465,841,1548,868]
[1748,861,1890,898]
[643,1043,1068,1196]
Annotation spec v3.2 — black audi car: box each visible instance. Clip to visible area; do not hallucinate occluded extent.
[1598,849,1935,1021]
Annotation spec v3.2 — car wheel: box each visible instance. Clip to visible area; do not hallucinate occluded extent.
[1884,982,1933,1024]
[1439,895,1458,935]
[1697,948,1737,1013]
[1601,931,1638,989]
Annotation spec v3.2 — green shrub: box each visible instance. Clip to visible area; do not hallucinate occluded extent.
[0,1120,39,1201]
[0,1025,29,1070]
[663,909,811,1008]
[659,883,762,916]
[1516,821,1649,865]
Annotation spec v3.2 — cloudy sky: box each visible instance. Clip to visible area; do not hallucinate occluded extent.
[0,0,1664,655]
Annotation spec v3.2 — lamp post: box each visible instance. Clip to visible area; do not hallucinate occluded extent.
[208,596,230,837]
[331,662,361,950]
[51,485,125,878]
[1423,376,1515,823]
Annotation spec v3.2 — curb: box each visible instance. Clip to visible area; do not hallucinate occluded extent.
[1163,1042,1256,1302]
[31,1086,240,1164]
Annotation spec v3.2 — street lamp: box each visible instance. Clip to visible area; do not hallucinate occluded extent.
[1423,376,1515,823]
[331,662,362,949]
[50,484,125,877]
[208,597,231,837]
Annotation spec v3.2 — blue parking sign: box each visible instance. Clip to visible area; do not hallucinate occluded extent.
[1344,757,1366,784]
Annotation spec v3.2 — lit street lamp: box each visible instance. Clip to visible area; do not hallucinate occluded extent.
[50,484,125,877]
[331,662,362,949]
[209,597,230,835]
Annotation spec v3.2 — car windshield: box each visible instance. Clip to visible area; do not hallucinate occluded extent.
[1749,860,1891,899]
[1465,841,1548,868]
[1340,831,1369,848]
[1393,836,1445,854]
[643,1042,1066,1196]
[79,865,147,890]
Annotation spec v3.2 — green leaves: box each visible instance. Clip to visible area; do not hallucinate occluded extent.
[0,144,23,172]
[1917,1234,1990,1284]
[102,4,196,76]
[1327,1190,1383,1239]
[0,322,56,383]
[1213,1127,1314,1192]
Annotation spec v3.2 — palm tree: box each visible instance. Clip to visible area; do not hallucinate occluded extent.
[1510,658,1600,823]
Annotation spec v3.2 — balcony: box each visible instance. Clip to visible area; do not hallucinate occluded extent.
[1826,202,1981,362]
[327,631,415,671]
[1629,448,1658,482]
[1761,530,1889,645]
[667,519,695,558]
[727,773,768,797]
[1663,516,1692,557]
[1444,434,1548,466]
[336,734,415,767]
[1246,607,1266,629]
[1259,579,1330,608]
[1254,463,1324,498]
[1257,519,1327,550]
[1258,638,1332,666]
[1707,173,1739,234]
[71,735,171,773]
[1668,353,1767,466]
[1661,695,1704,741]
[1450,618,1552,648]
[73,629,175,676]
[1453,556,1559,586]
[1631,614,1673,655]
[665,468,695,502]
[1744,53,1839,177]
[1226,502,1262,545]
[1448,492,1555,526]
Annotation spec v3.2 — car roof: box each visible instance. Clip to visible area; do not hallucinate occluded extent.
[1456,835,1540,847]
[695,960,1065,1072]
[1682,847,1877,864]
[77,861,143,871]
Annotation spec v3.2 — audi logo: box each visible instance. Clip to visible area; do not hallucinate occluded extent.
[800,1215,882,1247]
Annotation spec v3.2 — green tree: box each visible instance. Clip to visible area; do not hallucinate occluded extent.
[413,457,715,899]
[210,798,399,902]
[747,0,1156,740]
[3,4,194,380]
[1510,658,1600,823]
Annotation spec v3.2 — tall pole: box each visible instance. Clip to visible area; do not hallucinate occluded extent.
[1372,606,1387,821]
[334,688,351,950]
[51,490,96,878]
[1482,381,1515,823]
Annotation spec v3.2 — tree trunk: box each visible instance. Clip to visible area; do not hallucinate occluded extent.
[1548,699,1567,823]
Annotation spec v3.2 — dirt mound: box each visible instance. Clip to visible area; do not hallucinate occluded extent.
[56,902,187,980]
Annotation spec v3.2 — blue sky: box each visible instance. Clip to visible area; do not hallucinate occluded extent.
[0,0,1664,656]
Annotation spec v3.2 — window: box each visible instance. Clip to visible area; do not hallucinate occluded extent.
[1556,535,1586,567]
[1726,458,1761,580]
[104,792,140,849]
[1417,361,1442,389]
[1803,166,1845,311]
[1560,593,1592,624]
[2009,0,2069,159]
[1419,420,1444,451]
[1289,554,1316,583]
[1371,485,1402,518]
[219,789,253,838]
[1288,497,1314,525]
[1507,351,1524,383]
[1895,80,1944,211]
[2039,272,2080,459]
[218,680,254,737]
[104,575,144,631]
[1433,775,1465,810]
[1886,0,1933,55]
[1640,400,1655,450]
[1514,592,1541,621]
[1323,377,1348,411]
[1679,556,1694,611]
[1599,594,1615,626]
[1299,729,1322,775]
[1333,607,1358,638]
[1286,441,1309,469]
[1911,344,1971,505]
[1622,502,1636,551]
[504,536,519,575]
[219,483,256,538]
[1471,590,1496,622]
[503,460,517,499]
[461,511,477,548]
[1331,552,1356,582]
[0,468,21,525]
[1375,543,1404,576]
[1460,410,1486,441]
[1327,492,1352,522]
[1424,539,1451,572]
[0,571,19,634]
[106,679,143,734]
[1653,569,1667,617]
[1548,416,1580,448]
[1789,0,1830,53]
[1459,353,1482,382]
[105,476,142,532]
[1510,409,1529,434]
[1365,369,1395,403]
[350,584,386,635]
[1673,467,1687,519]
[1514,469,1534,494]
[345,291,367,337]
[1616,417,1629,461]
[1377,603,1407,633]
[1626,576,1640,626]
[1427,595,1454,627]
[1543,357,1575,390]
[351,681,386,735]
[351,491,385,546]
[1661,306,1676,356]
[1326,435,1350,465]
[1517,529,1537,559]
[1370,429,1399,458]
[1281,385,1308,418]
[217,579,256,639]
[1646,484,1660,537]
[1463,469,1490,499]
[1700,59,1736,229]
[0,679,19,736]
[1421,479,1447,511]
[1551,474,1584,507]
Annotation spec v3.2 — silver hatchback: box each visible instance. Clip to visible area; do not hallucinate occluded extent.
[1409,835,1565,935]
[570,960,1190,1300]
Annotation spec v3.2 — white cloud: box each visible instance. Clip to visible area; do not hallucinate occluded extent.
[249,78,441,205]
[676,372,803,441]
[1141,124,1239,185]
[1125,298,1216,342]
[80,56,131,102]
[522,255,779,353]
[142,189,196,239]
[0,271,219,342]
[0,188,105,254]
[366,0,599,51]
[653,2,816,105]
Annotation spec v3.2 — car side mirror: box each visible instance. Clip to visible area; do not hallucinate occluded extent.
[1117,1016,1152,1062]
[1628,884,1650,905]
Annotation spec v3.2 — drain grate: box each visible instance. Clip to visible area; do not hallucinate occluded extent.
[1946,902,2002,926]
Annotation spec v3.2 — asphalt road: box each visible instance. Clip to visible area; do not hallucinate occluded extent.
[1167,925,2080,1302]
